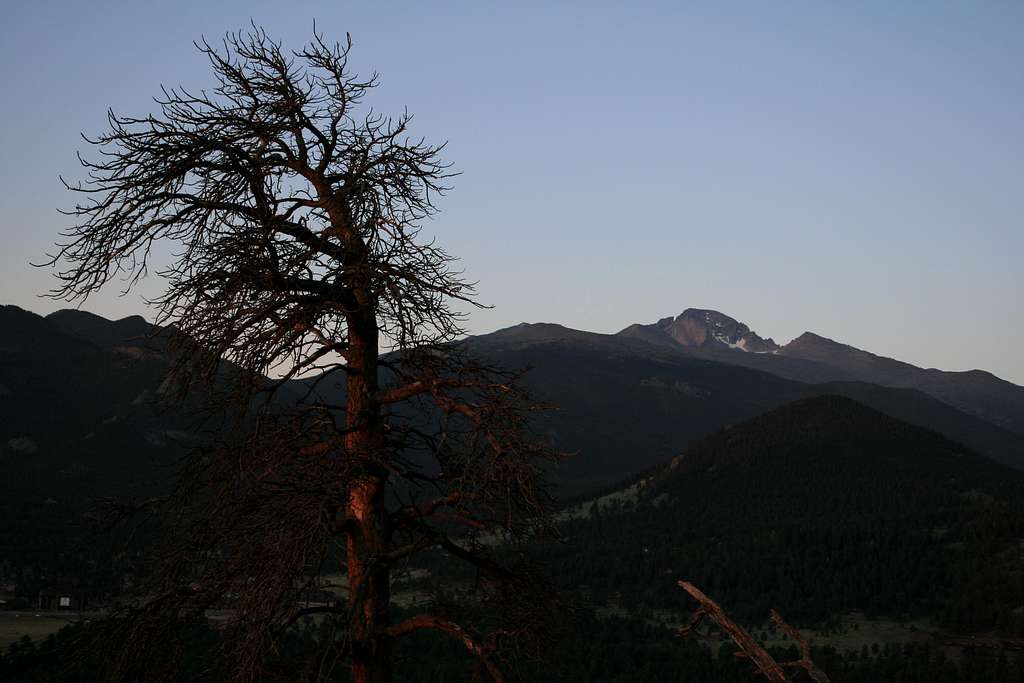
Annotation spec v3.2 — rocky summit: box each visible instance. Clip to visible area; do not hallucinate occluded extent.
[622,308,780,353]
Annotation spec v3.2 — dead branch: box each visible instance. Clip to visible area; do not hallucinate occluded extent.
[677,581,830,683]
[385,614,506,683]
[770,609,832,683]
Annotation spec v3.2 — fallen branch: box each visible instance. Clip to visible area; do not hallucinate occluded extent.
[677,581,830,683]
[770,609,831,683]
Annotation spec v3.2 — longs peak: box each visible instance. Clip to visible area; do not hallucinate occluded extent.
[620,308,780,354]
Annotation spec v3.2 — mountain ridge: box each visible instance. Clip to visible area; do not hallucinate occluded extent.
[617,307,1024,434]
[5,303,1024,493]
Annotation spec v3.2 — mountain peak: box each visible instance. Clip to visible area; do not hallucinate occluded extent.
[788,331,836,345]
[624,307,780,354]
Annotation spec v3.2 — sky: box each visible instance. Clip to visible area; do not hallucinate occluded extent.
[2,1,1022,383]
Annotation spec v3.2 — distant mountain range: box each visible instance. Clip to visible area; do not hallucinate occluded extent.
[620,307,1024,434]
[464,320,1024,491]
[4,301,1024,661]
[3,303,1023,504]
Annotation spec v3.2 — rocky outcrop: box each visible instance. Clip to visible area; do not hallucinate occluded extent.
[622,308,780,354]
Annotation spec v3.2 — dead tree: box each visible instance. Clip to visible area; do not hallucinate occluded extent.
[46,26,560,683]
[678,581,831,683]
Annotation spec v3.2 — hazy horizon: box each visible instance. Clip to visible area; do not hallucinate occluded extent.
[3,2,1022,383]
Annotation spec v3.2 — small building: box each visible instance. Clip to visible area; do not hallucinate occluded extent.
[37,585,94,611]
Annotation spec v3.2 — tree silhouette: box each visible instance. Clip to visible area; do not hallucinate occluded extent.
[46,26,559,683]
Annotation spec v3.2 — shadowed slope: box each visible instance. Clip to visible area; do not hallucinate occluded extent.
[551,395,1024,631]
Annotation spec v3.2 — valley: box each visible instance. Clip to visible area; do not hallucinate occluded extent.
[3,304,1024,681]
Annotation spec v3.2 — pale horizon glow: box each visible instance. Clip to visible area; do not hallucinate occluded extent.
[2,2,1022,383]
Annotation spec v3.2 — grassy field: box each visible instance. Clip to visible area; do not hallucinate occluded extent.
[613,604,963,660]
[559,479,649,521]
[786,612,938,655]
[0,612,83,648]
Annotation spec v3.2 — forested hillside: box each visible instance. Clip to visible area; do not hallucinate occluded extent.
[373,396,1024,681]
[547,396,1024,632]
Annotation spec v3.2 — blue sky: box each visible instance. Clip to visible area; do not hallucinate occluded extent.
[2,1,1022,382]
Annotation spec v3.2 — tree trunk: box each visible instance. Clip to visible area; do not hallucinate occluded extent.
[345,311,392,683]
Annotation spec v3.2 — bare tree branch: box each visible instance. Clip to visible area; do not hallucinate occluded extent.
[770,609,832,683]
[385,614,506,683]
[678,581,830,683]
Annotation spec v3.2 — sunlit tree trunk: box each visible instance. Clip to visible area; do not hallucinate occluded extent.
[344,275,393,683]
